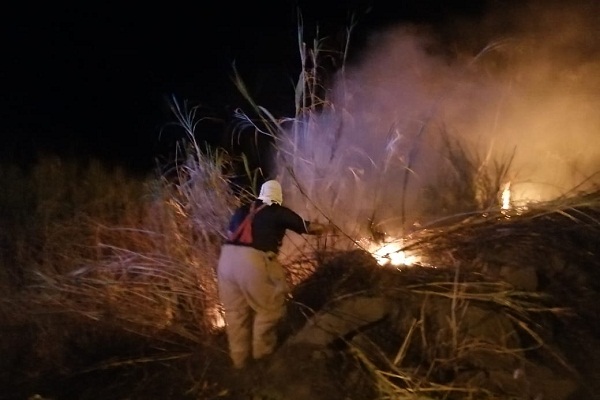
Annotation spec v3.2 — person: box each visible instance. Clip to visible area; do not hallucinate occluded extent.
[217,179,328,370]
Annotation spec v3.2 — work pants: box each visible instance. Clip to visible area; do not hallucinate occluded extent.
[217,244,288,369]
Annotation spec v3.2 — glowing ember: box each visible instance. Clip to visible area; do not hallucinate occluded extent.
[366,239,419,266]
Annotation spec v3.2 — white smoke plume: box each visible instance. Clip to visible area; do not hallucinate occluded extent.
[276,0,600,238]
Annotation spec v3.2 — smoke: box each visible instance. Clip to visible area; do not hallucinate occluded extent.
[278,0,600,236]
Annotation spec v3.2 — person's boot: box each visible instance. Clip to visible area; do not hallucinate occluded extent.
[228,358,254,397]
[248,356,272,389]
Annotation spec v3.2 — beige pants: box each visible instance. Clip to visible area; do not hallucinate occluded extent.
[217,244,288,369]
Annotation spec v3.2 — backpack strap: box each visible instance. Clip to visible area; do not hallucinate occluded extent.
[229,202,268,243]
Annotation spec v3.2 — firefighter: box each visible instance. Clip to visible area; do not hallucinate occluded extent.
[217,180,328,370]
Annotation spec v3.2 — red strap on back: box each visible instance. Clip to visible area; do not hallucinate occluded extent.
[229,202,267,244]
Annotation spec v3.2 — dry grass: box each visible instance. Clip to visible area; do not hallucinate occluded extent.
[0,147,239,398]
[281,205,597,400]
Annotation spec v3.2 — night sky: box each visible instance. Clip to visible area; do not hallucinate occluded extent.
[2,1,488,172]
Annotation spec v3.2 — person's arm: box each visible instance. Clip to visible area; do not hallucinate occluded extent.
[278,205,334,235]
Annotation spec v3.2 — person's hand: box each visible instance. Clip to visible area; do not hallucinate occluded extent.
[323,222,336,234]
[309,221,335,235]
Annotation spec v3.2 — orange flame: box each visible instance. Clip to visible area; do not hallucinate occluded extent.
[501,182,511,210]
[366,239,419,266]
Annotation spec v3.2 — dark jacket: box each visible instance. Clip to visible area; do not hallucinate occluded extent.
[226,200,310,253]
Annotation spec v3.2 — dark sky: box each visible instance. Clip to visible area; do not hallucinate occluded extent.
[2,1,487,172]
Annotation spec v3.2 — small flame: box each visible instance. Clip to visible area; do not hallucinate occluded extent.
[209,306,226,329]
[501,181,511,210]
